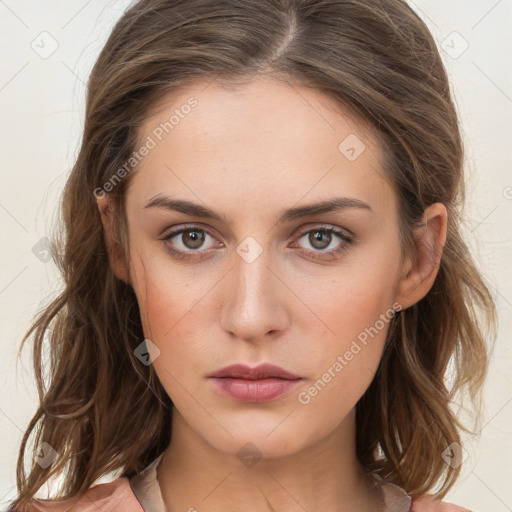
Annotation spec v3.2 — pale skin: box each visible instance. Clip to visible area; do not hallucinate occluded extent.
[97,76,447,512]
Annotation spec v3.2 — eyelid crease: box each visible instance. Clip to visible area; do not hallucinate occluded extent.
[160,223,355,261]
[159,223,353,242]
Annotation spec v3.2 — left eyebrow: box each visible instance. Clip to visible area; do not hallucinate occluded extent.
[143,195,372,225]
[277,196,372,222]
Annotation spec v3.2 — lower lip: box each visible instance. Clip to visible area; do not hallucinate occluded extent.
[210,377,302,403]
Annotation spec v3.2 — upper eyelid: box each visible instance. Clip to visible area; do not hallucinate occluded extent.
[161,224,220,241]
[296,224,352,238]
[161,223,350,235]
[161,223,352,245]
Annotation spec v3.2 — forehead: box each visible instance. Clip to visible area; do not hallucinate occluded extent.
[128,76,397,223]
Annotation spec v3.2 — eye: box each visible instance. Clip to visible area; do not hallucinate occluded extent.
[160,224,354,261]
[292,225,354,260]
[160,225,219,259]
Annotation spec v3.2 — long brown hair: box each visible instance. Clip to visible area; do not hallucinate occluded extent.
[9,0,497,509]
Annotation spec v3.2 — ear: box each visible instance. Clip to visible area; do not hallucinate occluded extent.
[96,195,130,284]
[394,203,447,310]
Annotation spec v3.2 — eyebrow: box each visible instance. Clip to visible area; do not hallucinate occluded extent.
[143,194,372,224]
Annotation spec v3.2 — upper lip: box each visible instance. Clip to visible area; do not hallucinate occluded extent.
[208,363,302,380]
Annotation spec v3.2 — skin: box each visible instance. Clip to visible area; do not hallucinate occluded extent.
[97,75,447,512]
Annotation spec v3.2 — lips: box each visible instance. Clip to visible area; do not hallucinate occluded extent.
[208,363,303,403]
[208,363,302,380]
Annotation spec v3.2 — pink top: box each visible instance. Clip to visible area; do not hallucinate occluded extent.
[29,455,474,512]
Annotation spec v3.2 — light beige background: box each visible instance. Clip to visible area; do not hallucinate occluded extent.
[0,1,511,510]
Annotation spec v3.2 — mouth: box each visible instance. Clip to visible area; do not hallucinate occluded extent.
[208,363,303,403]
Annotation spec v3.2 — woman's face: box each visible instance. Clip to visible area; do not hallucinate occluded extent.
[117,76,409,459]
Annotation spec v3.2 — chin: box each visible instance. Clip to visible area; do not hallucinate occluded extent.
[194,416,312,463]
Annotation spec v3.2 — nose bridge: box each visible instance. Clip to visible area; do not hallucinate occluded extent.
[220,240,289,341]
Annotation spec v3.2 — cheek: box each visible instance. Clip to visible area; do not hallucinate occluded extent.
[295,282,395,429]
[131,260,214,390]
[132,252,203,341]
[295,247,400,396]
[301,251,399,347]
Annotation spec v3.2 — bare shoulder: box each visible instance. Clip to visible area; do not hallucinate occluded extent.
[412,495,476,512]
[26,477,143,512]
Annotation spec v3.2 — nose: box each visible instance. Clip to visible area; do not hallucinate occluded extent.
[219,249,291,343]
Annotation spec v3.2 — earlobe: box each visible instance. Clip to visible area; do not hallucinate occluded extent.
[394,203,448,310]
[96,195,130,284]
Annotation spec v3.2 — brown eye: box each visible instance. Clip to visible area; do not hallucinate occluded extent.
[180,229,206,249]
[161,226,218,258]
[308,230,332,250]
[294,226,354,260]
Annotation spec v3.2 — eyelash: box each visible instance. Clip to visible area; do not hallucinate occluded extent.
[160,224,354,261]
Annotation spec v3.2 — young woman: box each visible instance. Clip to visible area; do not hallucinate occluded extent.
[9,0,497,511]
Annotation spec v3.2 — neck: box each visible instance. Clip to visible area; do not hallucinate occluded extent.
[156,407,384,512]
